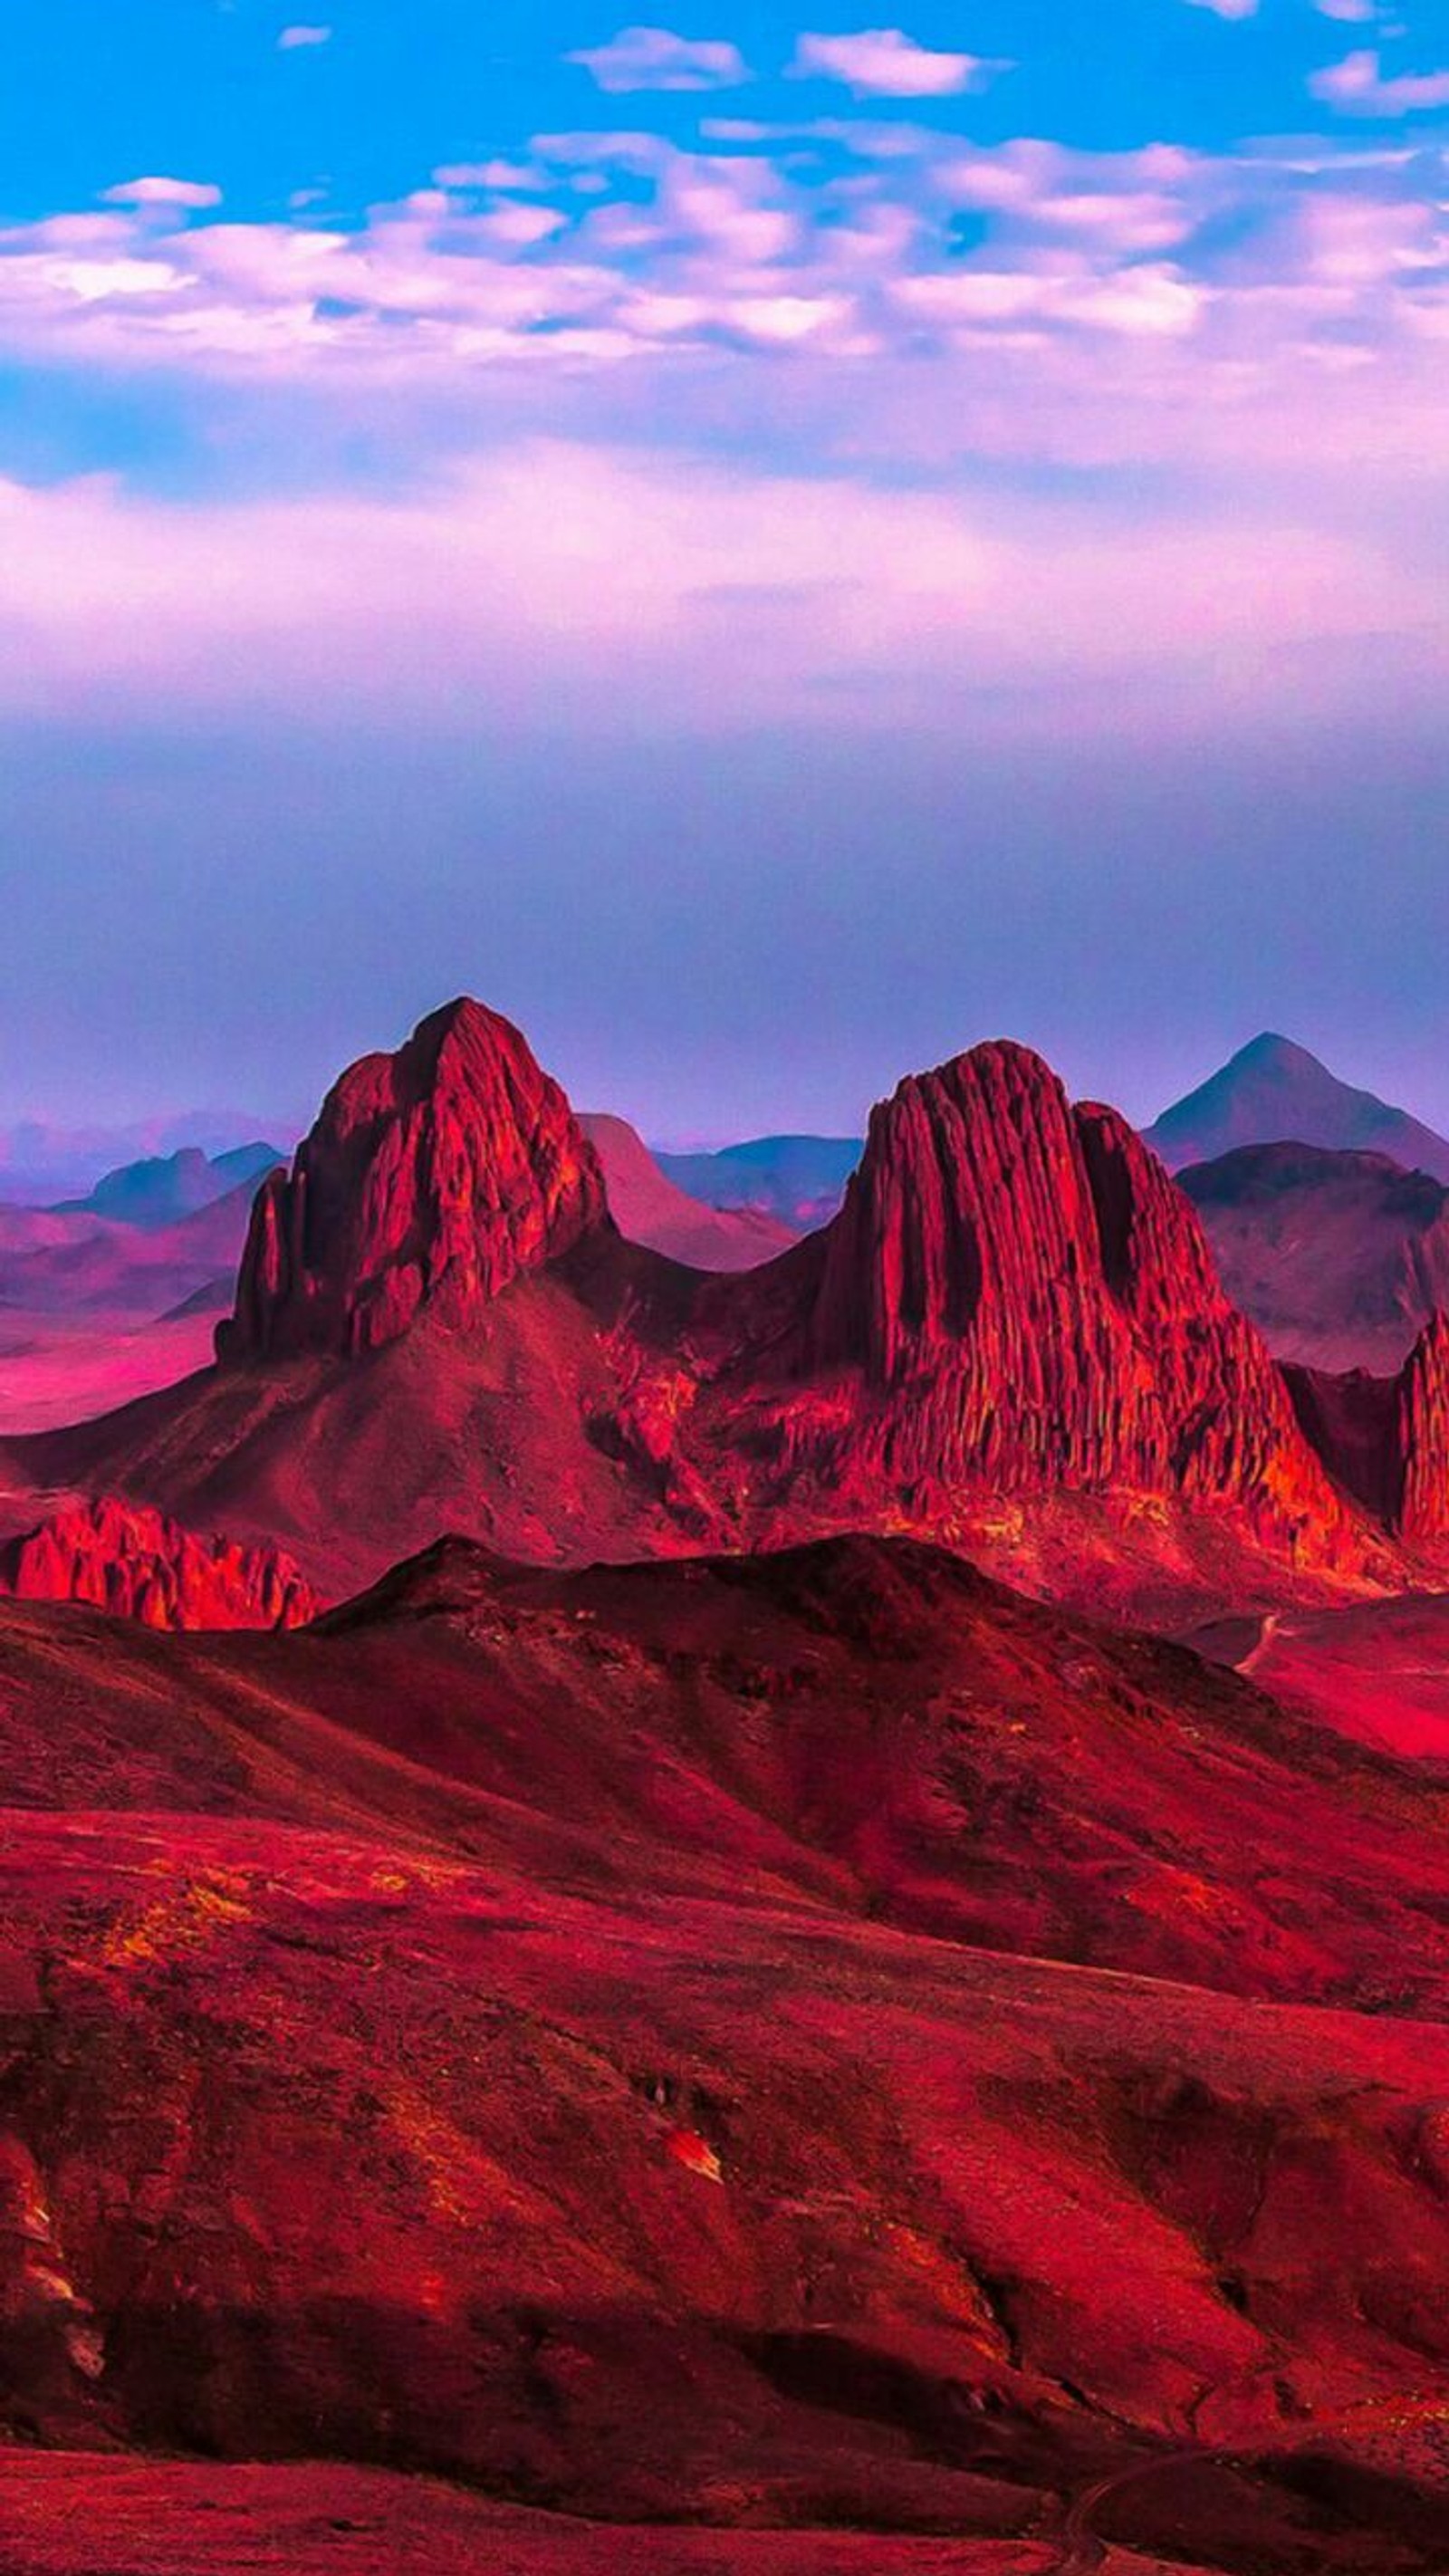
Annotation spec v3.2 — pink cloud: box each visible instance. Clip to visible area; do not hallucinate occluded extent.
[792,31,1001,97]
[570,27,749,92]
[0,442,1439,753]
[102,178,222,211]
[1310,48,1449,113]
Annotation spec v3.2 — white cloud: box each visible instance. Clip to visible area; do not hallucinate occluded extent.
[1184,0,1258,17]
[102,178,222,211]
[793,30,998,97]
[570,26,749,91]
[1316,0,1375,20]
[278,25,332,50]
[1310,47,1449,112]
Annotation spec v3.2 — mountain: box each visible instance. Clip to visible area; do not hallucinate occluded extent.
[0,1179,265,1323]
[4,1000,1390,1617]
[0,1114,293,1206]
[580,1112,797,1270]
[1147,1033,1449,1181]
[0,1495,318,1630]
[1180,1142,1449,1374]
[657,1132,862,1229]
[220,998,607,1361]
[55,1141,283,1230]
[6,1533,1449,2569]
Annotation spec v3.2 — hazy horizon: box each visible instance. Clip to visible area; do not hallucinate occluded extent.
[4,1011,1448,1177]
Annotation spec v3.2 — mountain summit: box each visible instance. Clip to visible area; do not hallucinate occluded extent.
[1147,1033,1449,1182]
[797,1038,1344,1528]
[218,998,610,1362]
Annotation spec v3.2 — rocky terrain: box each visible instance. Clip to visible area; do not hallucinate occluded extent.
[5,998,1415,1616]
[5,1538,1449,2569]
[0,1495,319,1631]
[6,999,1449,2571]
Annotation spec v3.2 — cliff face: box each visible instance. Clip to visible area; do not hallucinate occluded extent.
[218,999,609,1362]
[799,1043,1344,1538]
[1283,1314,1449,1545]
[0,1497,319,1631]
[1396,1315,1449,1541]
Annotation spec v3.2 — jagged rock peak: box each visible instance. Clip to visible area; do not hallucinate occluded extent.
[217,997,610,1362]
[804,1039,1346,1528]
[0,1496,320,1632]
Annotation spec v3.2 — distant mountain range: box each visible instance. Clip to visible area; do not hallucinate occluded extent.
[53,1141,283,1231]
[656,1133,863,1229]
[1147,1032,1449,1182]
[579,1116,797,1271]
[0,1113,297,1206]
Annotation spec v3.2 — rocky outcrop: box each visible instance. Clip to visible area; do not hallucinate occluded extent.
[799,1043,1343,1539]
[1286,1313,1449,1545]
[218,999,609,1362]
[0,1498,320,1631]
[1396,1313,1449,1542]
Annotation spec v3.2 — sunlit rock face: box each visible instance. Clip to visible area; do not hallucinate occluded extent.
[801,1039,1345,1543]
[219,997,610,1363]
[0,1496,320,1631]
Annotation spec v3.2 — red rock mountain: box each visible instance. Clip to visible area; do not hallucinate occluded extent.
[1288,1312,1449,1549]
[768,1043,1350,1559]
[219,997,610,1361]
[0,1496,320,1631]
[5,1004,1404,1612]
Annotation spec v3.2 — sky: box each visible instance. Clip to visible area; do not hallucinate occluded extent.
[0,0,1446,1145]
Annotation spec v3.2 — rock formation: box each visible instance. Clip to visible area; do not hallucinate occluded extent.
[0,1496,320,1631]
[795,1042,1345,1543]
[218,999,610,1362]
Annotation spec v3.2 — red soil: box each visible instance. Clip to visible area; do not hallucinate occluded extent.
[2,1541,1449,2568]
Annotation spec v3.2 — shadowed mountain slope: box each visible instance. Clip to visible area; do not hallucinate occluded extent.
[1181,1143,1449,1375]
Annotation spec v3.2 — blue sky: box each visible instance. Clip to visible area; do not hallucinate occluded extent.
[0,1,1446,1139]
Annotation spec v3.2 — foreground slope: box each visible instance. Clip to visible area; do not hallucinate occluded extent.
[6,1538,1449,2569]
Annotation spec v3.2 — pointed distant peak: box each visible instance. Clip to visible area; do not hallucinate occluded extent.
[1231,1031,1325,1074]
[1147,1030,1449,1185]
